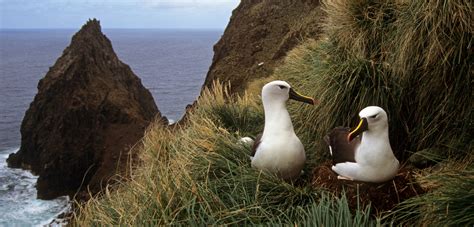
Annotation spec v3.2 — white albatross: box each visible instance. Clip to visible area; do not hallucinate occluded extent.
[243,80,315,181]
[325,106,399,183]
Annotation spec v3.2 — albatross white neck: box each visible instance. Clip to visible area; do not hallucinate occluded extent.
[262,98,295,135]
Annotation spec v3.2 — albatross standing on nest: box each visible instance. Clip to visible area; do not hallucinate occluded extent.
[325,106,399,183]
[245,80,315,181]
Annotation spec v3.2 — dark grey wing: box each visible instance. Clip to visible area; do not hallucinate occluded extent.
[250,133,263,157]
[324,127,360,165]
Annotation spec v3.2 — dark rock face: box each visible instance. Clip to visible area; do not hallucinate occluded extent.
[7,19,165,200]
[203,0,324,93]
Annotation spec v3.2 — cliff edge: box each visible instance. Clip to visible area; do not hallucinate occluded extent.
[7,19,165,199]
[203,0,324,93]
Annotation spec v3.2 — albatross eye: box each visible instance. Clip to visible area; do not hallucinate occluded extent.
[278,85,287,89]
[370,114,378,119]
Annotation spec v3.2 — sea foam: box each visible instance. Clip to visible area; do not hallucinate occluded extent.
[0,148,70,226]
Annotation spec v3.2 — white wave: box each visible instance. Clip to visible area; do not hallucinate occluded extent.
[1,147,19,155]
[0,147,71,226]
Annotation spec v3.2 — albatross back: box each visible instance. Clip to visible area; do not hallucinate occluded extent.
[324,127,359,165]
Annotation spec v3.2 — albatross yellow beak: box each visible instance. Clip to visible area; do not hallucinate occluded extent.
[289,88,316,105]
[347,118,368,142]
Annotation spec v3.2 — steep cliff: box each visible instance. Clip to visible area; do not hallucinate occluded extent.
[203,0,324,93]
[7,19,165,199]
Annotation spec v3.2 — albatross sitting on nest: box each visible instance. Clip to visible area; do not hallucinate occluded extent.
[242,80,315,181]
[325,106,399,183]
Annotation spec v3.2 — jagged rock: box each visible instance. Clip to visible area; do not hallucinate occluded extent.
[7,19,166,200]
[203,0,324,93]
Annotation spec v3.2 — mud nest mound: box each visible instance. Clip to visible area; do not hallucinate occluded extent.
[311,161,425,215]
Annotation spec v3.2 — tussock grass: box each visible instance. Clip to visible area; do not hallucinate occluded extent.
[277,0,473,163]
[392,0,473,154]
[74,82,375,225]
[323,0,397,60]
[387,155,474,226]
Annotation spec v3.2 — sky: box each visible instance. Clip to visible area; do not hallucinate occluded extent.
[0,0,240,29]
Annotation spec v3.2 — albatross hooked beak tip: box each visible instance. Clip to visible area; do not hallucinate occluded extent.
[289,88,317,105]
[347,118,368,142]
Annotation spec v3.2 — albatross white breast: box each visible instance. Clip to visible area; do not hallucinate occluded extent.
[325,106,399,183]
[249,80,315,181]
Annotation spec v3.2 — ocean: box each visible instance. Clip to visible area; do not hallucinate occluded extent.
[0,29,220,225]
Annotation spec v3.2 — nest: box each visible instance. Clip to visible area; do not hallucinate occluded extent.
[311,161,425,215]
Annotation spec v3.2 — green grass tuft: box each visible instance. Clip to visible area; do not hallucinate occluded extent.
[387,157,474,226]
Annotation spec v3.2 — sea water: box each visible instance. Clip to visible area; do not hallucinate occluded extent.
[0,149,69,226]
[0,29,219,225]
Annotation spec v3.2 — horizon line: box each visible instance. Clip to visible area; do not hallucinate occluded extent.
[0,27,225,30]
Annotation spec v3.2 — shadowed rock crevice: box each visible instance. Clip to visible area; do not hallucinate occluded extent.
[7,19,166,200]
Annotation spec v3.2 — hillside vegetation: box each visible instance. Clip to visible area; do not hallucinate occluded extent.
[74,0,473,225]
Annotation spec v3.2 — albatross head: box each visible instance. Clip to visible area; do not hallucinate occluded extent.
[347,106,389,141]
[262,80,315,106]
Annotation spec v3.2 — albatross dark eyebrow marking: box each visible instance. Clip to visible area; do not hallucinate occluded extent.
[370,114,378,119]
[278,85,287,89]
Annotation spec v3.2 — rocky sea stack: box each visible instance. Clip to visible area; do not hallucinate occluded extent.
[7,19,165,200]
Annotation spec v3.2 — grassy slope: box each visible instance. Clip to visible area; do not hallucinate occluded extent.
[74,84,376,225]
[75,0,473,225]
